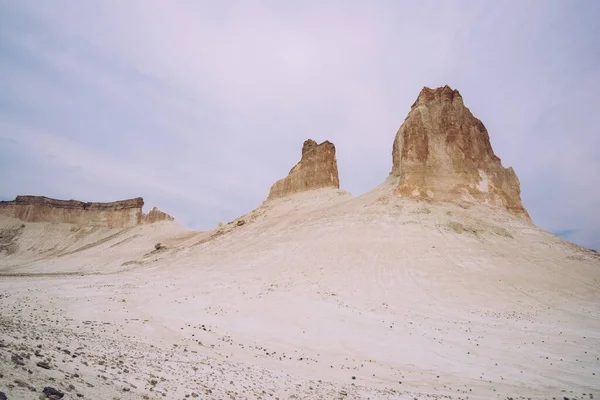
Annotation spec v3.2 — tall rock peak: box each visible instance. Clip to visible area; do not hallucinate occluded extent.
[392,85,530,221]
[268,139,340,200]
[412,85,463,109]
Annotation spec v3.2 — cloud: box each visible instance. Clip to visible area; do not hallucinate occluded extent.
[0,1,598,248]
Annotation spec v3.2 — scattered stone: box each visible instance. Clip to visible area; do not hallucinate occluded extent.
[36,361,51,369]
[0,392,6,400]
[42,387,64,399]
[11,354,25,365]
[14,379,29,388]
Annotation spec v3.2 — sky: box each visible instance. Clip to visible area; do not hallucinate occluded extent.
[0,1,599,251]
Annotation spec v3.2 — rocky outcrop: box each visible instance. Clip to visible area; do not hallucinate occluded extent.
[0,195,174,228]
[391,85,530,220]
[142,206,174,224]
[268,139,340,200]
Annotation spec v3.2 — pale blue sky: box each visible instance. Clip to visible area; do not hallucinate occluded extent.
[0,1,599,250]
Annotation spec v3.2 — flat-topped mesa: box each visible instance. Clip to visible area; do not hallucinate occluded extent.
[391,85,530,221]
[0,195,174,228]
[267,139,340,200]
[11,195,144,210]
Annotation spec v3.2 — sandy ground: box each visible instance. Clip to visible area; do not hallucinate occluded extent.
[1,179,600,399]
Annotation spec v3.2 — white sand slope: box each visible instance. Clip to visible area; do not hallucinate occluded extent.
[1,179,599,399]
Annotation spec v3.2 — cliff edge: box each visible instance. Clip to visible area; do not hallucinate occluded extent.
[0,195,174,228]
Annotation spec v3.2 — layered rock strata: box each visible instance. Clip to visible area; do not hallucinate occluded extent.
[268,139,340,200]
[0,196,173,228]
[391,85,530,220]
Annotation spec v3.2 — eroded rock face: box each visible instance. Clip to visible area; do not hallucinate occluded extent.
[142,206,174,224]
[0,196,174,227]
[391,85,530,220]
[268,139,340,200]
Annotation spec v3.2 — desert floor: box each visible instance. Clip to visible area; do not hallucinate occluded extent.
[1,182,600,399]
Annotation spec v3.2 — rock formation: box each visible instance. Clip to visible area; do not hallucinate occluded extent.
[391,85,530,220]
[268,139,340,200]
[0,195,174,228]
[142,206,174,224]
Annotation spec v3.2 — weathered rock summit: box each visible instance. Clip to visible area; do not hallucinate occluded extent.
[268,139,340,200]
[0,195,174,227]
[391,85,530,220]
